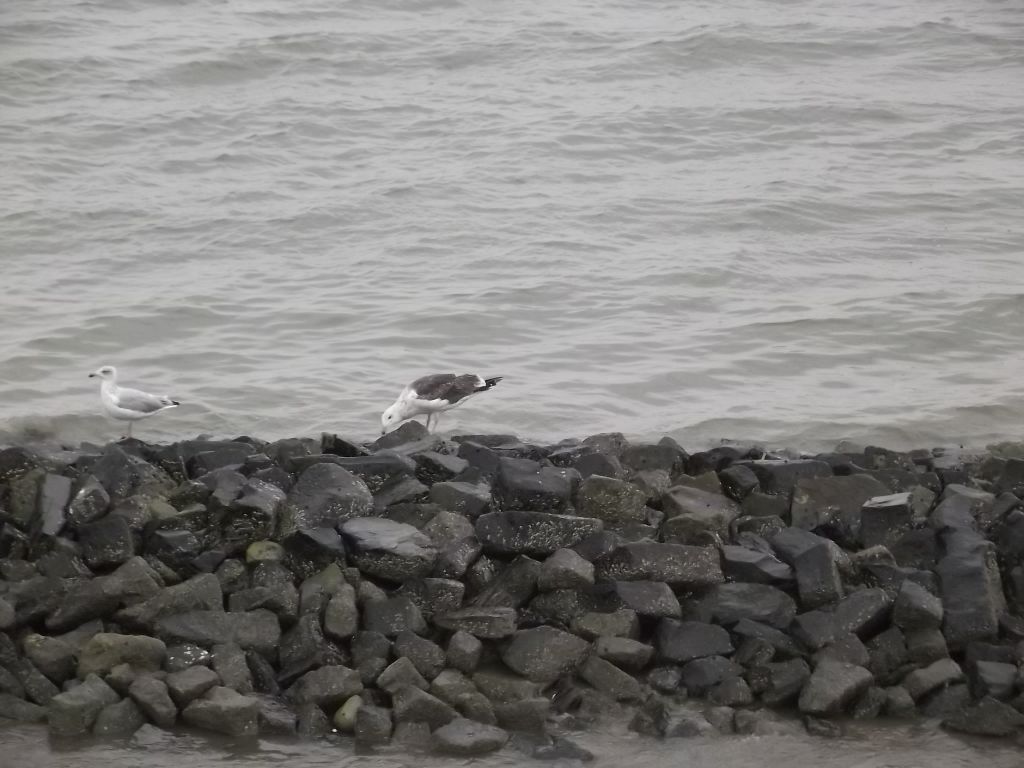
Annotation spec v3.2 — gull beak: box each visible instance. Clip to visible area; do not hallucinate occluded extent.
[381,429,386,436]
[88,373,96,378]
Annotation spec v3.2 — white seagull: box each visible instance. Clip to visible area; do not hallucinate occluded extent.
[89,365,180,438]
[381,373,503,434]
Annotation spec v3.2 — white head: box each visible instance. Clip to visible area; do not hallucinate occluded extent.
[89,365,117,382]
[380,401,408,435]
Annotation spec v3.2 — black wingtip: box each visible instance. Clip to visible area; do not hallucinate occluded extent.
[171,400,181,406]
[483,376,503,389]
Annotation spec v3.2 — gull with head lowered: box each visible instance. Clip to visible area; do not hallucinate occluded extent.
[89,365,179,438]
[381,373,502,434]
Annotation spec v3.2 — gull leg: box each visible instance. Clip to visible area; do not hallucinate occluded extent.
[425,414,434,433]
[126,422,133,439]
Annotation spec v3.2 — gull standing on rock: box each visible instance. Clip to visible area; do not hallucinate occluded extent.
[89,365,180,438]
[381,373,503,434]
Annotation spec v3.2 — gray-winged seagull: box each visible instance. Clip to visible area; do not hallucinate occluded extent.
[89,365,179,437]
[381,373,502,434]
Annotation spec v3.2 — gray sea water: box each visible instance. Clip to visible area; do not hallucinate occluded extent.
[2,0,1024,452]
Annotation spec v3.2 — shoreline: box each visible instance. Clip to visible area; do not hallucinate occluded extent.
[1,423,1023,754]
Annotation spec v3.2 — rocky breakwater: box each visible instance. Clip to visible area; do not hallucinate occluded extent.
[2,427,1024,754]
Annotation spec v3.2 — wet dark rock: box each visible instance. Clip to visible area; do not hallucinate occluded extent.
[656,620,733,664]
[833,588,892,639]
[166,665,220,707]
[681,655,742,696]
[594,542,723,588]
[752,659,811,706]
[492,457,573,512]
[621,441,686,476]
[790,474,889,545]
[430,481,492,518]
[212,643,253,694]
[476,511,602,557]
[905,627,949,665]
[392,685,457,729]
[741,459,832,496]
[696,583,796,630]
[153,610,281,657]
[48,673,120,737]
[363,596,427,636]
[660,486,740,543]
[377,657,429,693]
[709,677,754,707]
[89,446,175,503]
[286,665,362,707]
[574,475,648,523]
[431,717,508,755]
[127,676,177,728]
[280,463,373,535]
[447,631,483,674]
[719,465,760,502]
[936,531,1003,651]
[904,658,963,700]
[0,693,46,723]
[664,710,715,738]
[77,633,166,678]
[397,577,464,618]
[394,631,446,681]
[571,609,638,640]
[338,518,435,583]
[182,686,259,737]
[354,703,394,745]
[885,685,915,717]
[794,543,844,610]
[501,627,590,683]
[187,444,255,476]
[797,661,873,715]
[574,453,626,481]
[22,633,76,684]
[413,451,468,485]
[7,575,67,627]
[537,548,594,591]
[578,655,641,701]
[943,695,1024,736]
[593,636,653,671]
[116,573,222,633]
[322,583,358,641]
[720,544,793,585]
[813,634,870,667]
[893,579,943,631]
[865,626,910,683]
[47,557,163,632]
[969,660,1017,700]
[860,489,934,549]
[221,479,285,553]
[597,580,681,619]
[78,515,136,570]
[425,511,481,579]
[278,614,331,680]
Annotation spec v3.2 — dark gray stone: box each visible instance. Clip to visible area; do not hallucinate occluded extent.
[860,489,934,549]
[476,511,602,557]
[494,457,573,511]
[280,463,373,534]
[593,636,653,671]
[377,657,429,693]
[593,542,723,588]
[323,583,359,641]
[48,673,120,737]
[790,474,889,545]
[286,665,362,707]
[753,659,811,706]
[574,475,648,523]
[128,676,177,728]
[166,665,220,707]
[893,579,943,631]
[93,697,146,737]
[833,588,892,638]
[579,655,642,701]
[600,581,681,619]
[341,517,438,582]
[447,631,484,674]
[116,573,223,633]
[943,696,1024,737]
[813,634,870,668]
[392,686,457,729]
[681,655,742,695]
[469,555,540,608]
[696,583,796,630]
[501,627,590,682]
[425,511,482,579]
[182,686,259,737]
[430,481,492,518]
[970,660,1017,700]
[904,658,963,700]
[394,631,446,681]
[720,544,793,585]
[794,543,843,609]
[936,531,1003,651]
[433,718,508,755]
[797,662,873,715]
[355,703,394,746]
[78,515,135,570]
[363,596,427,637]
[660,485,740,543]
[77,633,166,678]
[0,693,46,723]
[719,465,760,501]
[656,620,733,664]
[67,475,111,527]
[212,643,253,694]
[153,610,281,657]
[538,548,594,591]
